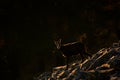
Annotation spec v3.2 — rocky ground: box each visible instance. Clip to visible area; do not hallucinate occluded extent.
[34,43,120,80]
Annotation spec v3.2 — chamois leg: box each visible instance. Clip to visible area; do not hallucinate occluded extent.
[80,54,84,62]
[84,45,92,57]
[66,57,69,70]
[85,51,92,58]
[87,53,92,58]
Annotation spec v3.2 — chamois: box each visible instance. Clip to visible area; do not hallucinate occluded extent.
[54,39,91,69]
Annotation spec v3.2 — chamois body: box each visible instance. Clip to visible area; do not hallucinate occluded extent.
[54,39,91,69]
[60,42,88,58]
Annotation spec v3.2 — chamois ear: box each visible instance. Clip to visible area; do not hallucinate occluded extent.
[79,33,87,43]
[54,40,57,47]
[58,38,62,44]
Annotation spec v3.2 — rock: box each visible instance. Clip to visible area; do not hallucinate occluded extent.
[34,43,120,80]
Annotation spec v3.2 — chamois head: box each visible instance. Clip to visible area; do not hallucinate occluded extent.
[54,38,62,50]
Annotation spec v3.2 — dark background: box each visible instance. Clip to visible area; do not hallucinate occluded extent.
[0,0,120,80]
